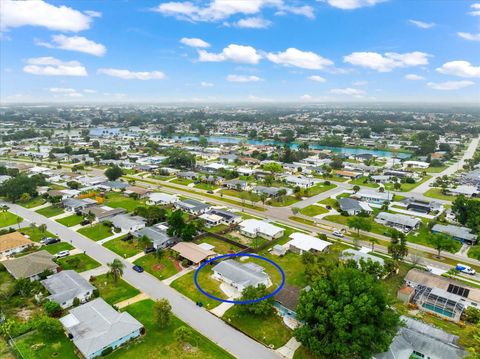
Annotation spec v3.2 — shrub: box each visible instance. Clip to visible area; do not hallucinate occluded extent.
[101,347,113,356]
[405,177,415,184]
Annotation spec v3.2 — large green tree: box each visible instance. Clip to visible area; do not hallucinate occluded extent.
[239,284,274,316]
[295,267,399,359]
[427,233,458,258]
[154,298,172,329]
[104,165,124,181]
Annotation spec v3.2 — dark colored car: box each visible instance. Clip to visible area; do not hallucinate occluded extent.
[326,205,332,210]
[122,234,133,242]
[132,265,144,273]
[144,246,155,254]
[42,237,60,245]
[80,220,91,226]
[206,190,214,194]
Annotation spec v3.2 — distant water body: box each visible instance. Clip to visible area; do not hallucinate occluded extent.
[174,135,411,159]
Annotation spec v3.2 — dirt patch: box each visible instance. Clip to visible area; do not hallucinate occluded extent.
[152,264,165,271]
[17,308,34,321]
[170,258,183,272]
[182,343,198,353]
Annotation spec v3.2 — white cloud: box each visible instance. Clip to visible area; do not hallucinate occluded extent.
[23,57,87,76]
[330,87,366,95]
[234,17,272,28]
[1,0,95,32]
[408,20,435,29]
[200,81,214,87]
[323,0,385,10]
[98,68,166,80]
[84,10,102,18]
[308,75,327,82]
[457,32,480,41]
[198,44,262,64]
[180,37,210,48]
[436,61,480,78]
[267,48,333,70]
[405,74,425,81]
[83,89,97,93]
[226,74,263,82]
[427,81,475,90]
[469,3,480,16]
[153,0,314,22]
[36,35,106,56]
[344,51,430,72]
[352,80,368,86]
[300,94,312,100]
[48,87,83,97]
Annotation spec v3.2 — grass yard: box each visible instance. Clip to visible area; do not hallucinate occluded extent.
[316,174,349,182]
[269,195,300,207]
[35,205,64,218]
[134,253,180,280]
[105,192,145,212]
[318,197,338,207]
[91,273,140,305]
[103,236,143,258]
[350,176,379,188]
[219,189,260,202]
[406,225,462,253]
[208,224,230,233]
[171,267,226,309]
[56,213,84,227]
[0,212,23,228]
[12,330,77,359]
[56,253,101,272]
[304,183,337,197]
[384,176,432,192]
[196,236,241,254]
[194,183,219,191]
[20,226,56,242]
[223,306,292,349]
[300,205,328,217]
[289,216,316,226]
[467,245,480,261]
[424,188,457,201]
[78,222,113,241]
[324,214,393,237]
[258,251,307,287]
[0,336,15,359]
[109,299,235,359]
[18,196,46,208]
[42,241,75,255]
[293,346,319,359]
[171,178,194,186]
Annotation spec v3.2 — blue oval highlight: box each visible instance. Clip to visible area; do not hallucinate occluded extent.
[194,253,285,304]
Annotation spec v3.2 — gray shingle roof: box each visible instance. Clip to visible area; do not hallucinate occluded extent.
[432,224,477,242]
[41,270,95,305]
[213,259,269,288]
[1,250,57,279]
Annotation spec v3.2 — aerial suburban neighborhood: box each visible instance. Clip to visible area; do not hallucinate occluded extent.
[1,1,480,359]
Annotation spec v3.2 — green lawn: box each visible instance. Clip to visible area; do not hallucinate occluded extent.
[467,245,480,261]
[424,188,457,201]
[105,192,145,212]
[56,253,101,272]
[324,214,394,237]
[134,254,180,280]
[78,222,113,241]
[18,196,46,208]
[257,251,307,287]
[171,267,226,309]
[299,205,328,217]
[194,183,219,190]
[223,306,292,349]
[91,273,140,305]
[269,195,300,207]
[35,205,64,218]
[208,224,230,233]
[0,212,23,228]
[13,329,77,359]
[304,183,337,197]
[171,178,194,186]
[318,197,338,207]
[384,176,432,192]
[109,299,235,359]
[56,213,84,227]
[19,226,56,242]
[350,176,379,188]
[103,236,143,258]
[196,236,241,254]
[289,216,316,226]
[406,225,461,253]
[42,241,75,255]
[220,189,260,202]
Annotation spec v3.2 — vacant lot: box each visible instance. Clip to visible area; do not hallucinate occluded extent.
[56,253,101,272]
[103,236,144,258]
[134,253,180,280]
[91,273,140,305]
[196,236,242,254]
[105,192,145,212]
[19,197,46,209]
[78,222,113,241]
[56,213,84,227]
[300,205,328,217]
[1,212,23,228]
[35,205,64,218]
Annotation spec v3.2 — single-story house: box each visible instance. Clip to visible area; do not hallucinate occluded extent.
[1,250,58,280]
[374,316,467,359]
[432,224,477,245]
[133,223,174,249]
[125,186,152,198]
[375,212,421,232]
[171,242,215,264]
[82,206,126,222]
[176,199,210,215]
[98,181,129,191]
[287,232,331,254]
[223,179,248,191]
[252,186,293,198]
[353,189,393,205]
[62,198,97,213]
[384,170,414,178]
[238,219,284,240]
[341,248,385,266]
[371,175,391,184]
[41,270,96,308]
[199,213,224,228]
[147,192,178,206]
[274,283,301,315]
[212,259,271,292]
[0,232,33,258]
[176,171,197,180]
[338,197,373,215]
[271,244,287,256]
[284,175,315,188]
[111,214,146,233]
[334,170,362,179]
[208,209,242,225]
[403,161,430,169]
[60,298,143,359]
[447,185,479,198]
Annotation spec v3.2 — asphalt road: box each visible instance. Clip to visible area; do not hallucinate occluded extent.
[3,202,280,359]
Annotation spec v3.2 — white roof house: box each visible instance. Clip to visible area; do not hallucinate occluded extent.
[60,298,143,359]
[403,161,430,169]
[354,189,394,204]
[147,192,178,205]
[238,219,284,240]
[41,270,95,308]
[287,232,332,254]
[213,259,271,292]
[285,175,315,188]
[447,185,479,197]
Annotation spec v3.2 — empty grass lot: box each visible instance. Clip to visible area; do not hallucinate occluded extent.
[350,176,379,188]
[18,196,46,208]
[56,213,84,227]
[133,253,180,280]
[56,253,101,272]
[78,222,113,241]
[194,183,219,190]
[384,176,432,192]
[12,329,77,359]
[219,189,260,202]
[35,205,64,218]
[196,236,241,254]
[0,212,23,228]
[299,205,328,217]
[424,188,457,201]
[103,236,144,258]
[108,299,235,359]
[105,192,145,212]
[170,178,194,186]
[91,273,140,305]
[171,267,226,309]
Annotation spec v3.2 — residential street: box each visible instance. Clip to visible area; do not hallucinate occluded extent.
[3,202,281,359]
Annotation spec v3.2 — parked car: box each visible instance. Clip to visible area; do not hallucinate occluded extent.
[144,246,155,254]
[54,250,70,259]
[455,264,476,275]
[207,190,214,194]
[326,205,332,210]
[80,220,91,226]
[332,230,344,238]
[41,237,60,245]
[132,265,144,273]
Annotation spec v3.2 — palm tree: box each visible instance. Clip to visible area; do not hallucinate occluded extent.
[16,216,22,230]
[1,205,9,223]
[107,259,125,283]
[38,224,47,235]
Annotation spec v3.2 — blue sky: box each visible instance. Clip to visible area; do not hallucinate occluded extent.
[1,0,479,103]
